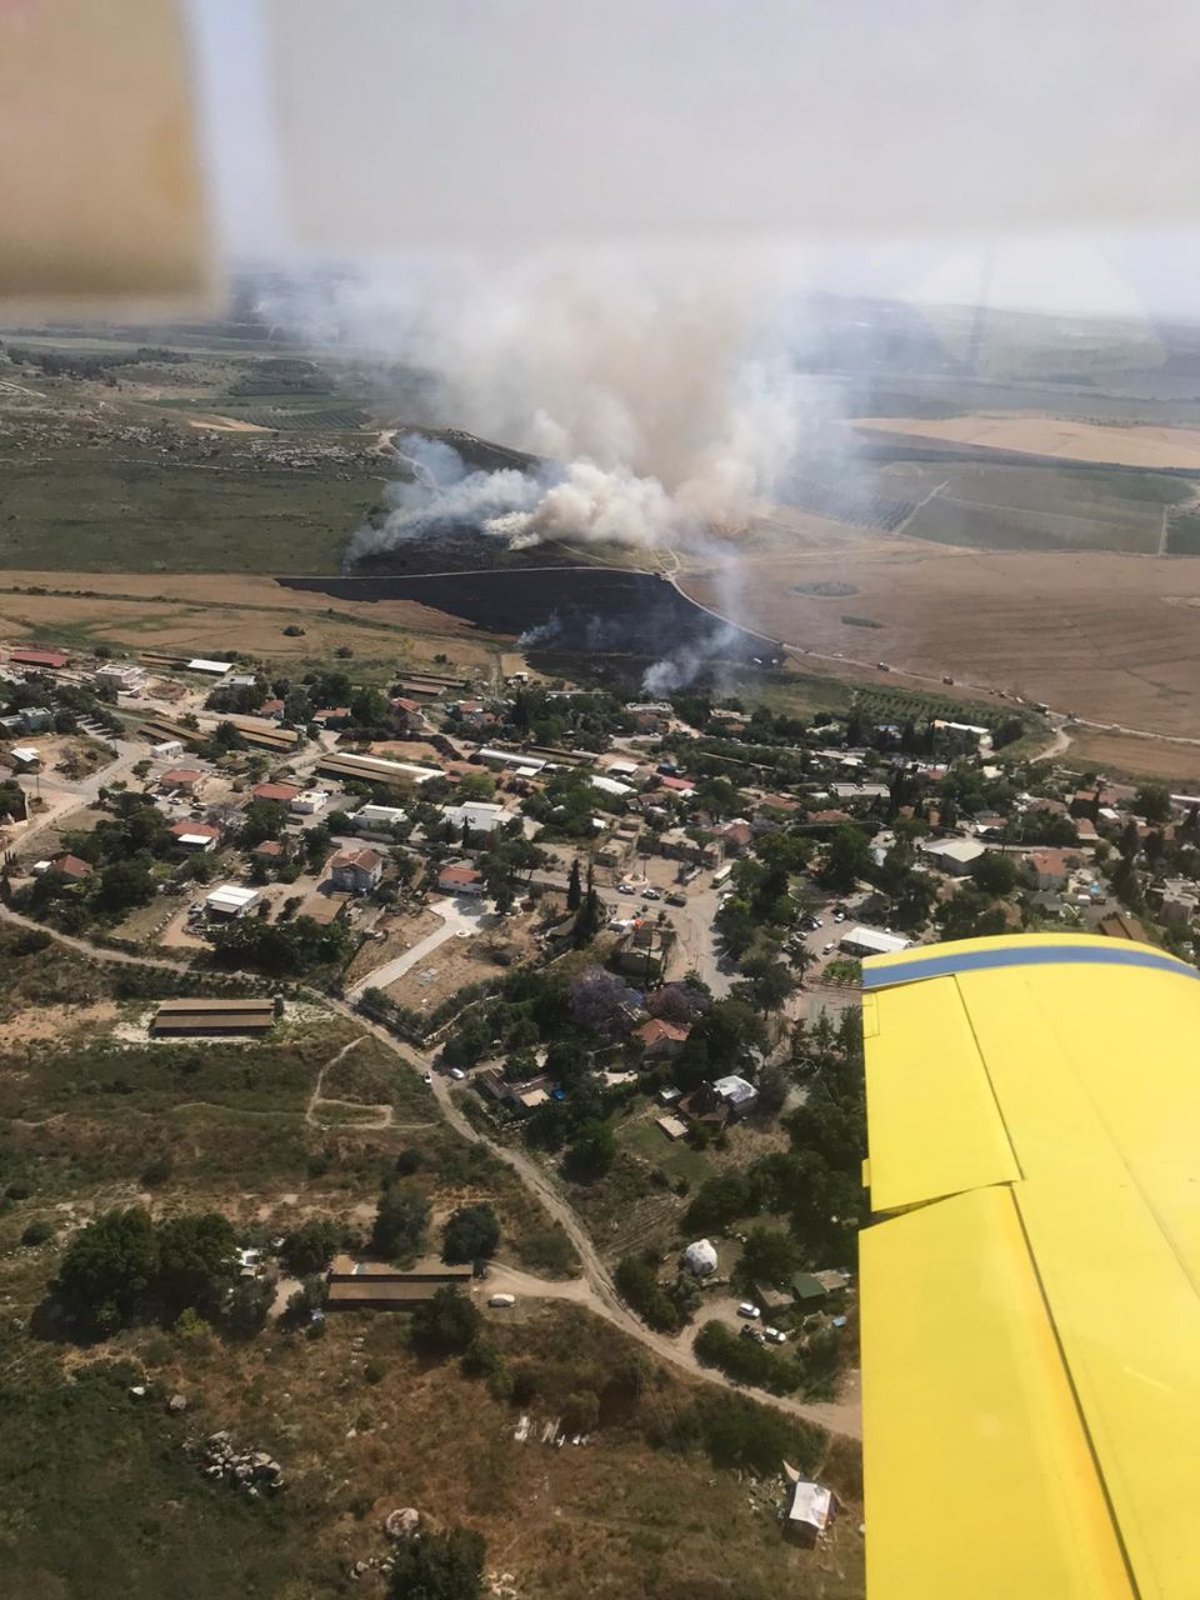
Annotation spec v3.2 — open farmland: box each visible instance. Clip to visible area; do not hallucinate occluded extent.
[682,534,1200,739]
[878,459,1194,554]
[1060,727,1200,787]
[855,413,1200,470]
[0,572,501,679]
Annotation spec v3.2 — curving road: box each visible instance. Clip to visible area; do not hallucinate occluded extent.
[330,997,861,1439]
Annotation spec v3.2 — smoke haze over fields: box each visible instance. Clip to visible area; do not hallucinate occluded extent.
[268,249,838,686]
[280,250,835,559]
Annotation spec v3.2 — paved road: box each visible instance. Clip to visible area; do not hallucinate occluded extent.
[347,896,492,999]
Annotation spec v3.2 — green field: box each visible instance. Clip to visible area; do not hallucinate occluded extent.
[0,452,382,574]
[880,460,1194,554]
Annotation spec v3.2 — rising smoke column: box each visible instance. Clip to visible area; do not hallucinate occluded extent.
[265,248,845,684]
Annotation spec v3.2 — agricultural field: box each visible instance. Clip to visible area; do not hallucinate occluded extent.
[855,413,1200,470]
[1061,727,1200,787]
[0,335,412,574]
[877,459,1194,554]
[690,532,1200,740]
[0,572,501,681]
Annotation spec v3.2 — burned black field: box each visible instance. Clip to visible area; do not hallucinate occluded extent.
[278,566,780,674]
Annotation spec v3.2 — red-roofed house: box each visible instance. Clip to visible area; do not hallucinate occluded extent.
[160,768,204,794]
[633,1017,691,1060]
[329,847,383,894]
[258,699,286,721]
[1024,848,1084,889]
[437,862,484,896]
[251,781,300,805]
[253,839,287,861]
[391,697,429,736]
[713,821,754,855]
[169,820,220,853]
[658,775,696,797]
[49,853,93,882]
[313,707,352,728]
[808,808,852,826]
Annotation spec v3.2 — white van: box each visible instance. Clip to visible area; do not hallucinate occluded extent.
[488,1293,516,1309]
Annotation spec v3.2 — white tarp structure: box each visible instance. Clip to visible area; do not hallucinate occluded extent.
[682,1238,718,1277]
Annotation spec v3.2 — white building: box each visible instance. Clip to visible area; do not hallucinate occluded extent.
[94,662,145,692]
[441,801,508,835]
[712,1074,759,1118]
[591,774,634,798]
[205,884,261,918]
[9,745,40,768]
[839,925,912,958]
[152,739,184,760]
[290,788,331,816]
[920,837,987,876]
[350,803,408,832]
[477,746,546,773]
[187,658,233,676]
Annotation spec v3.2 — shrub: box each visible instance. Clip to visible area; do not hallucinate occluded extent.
[441,1203,500,1266]
[20,1219,56,1248]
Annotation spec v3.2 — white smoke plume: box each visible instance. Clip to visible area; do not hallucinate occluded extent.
[264,247,841,685]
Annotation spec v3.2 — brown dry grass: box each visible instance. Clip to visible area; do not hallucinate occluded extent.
[855,413,1200,469]
[0,572,501,676]
[1063,728,1200,786]
[114,1302,863,1600]
[686,535,1200,739]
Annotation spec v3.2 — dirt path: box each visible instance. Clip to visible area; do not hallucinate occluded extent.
[329,998,862,1440]
[0,901,188,970]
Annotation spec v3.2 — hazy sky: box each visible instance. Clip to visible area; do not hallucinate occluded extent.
[186,0,1200,323]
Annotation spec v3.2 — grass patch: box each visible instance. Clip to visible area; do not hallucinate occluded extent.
[0,1361,330,1600]
[0,452,381,574]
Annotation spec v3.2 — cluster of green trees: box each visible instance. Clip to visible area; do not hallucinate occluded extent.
[682,1008,866,1263]
[210,911,349,976]
[614,1254,696,1334]
[53,1207,251,1338]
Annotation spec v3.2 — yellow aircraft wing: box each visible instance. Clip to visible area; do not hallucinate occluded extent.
[859,933,1200,1600]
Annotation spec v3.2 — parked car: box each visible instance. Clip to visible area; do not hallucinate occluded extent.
[822,942,835,955]
[488,1293,516,1308]
[449,1067,466,1080]
[422,1072,432,1086]
[643,886,661,900]
[666,891,687,907]
[764,1326,788,1344]
[833,911,846,924]
[737,1302,761,1320]
[618,883,636,895]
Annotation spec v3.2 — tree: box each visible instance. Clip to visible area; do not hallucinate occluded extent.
[563,1120,616,1183]
[226,1273,274,1339]
[1135,783,1172,825]
[155,1212,239,1318]
[819,825,873,892]
[738,1225,800,1289]
[410,1286,482,1357]
[372,1183,429,1264]
[280,1218,341,1276]
[388,1526,486,1600]
[96,858,157,913]
[971,850,1018,897]
[566,858,582,912]
[442,1203,500,1266]
[55,1207,158,1334]
[736,955,795,1017]
[568,968,637,1036]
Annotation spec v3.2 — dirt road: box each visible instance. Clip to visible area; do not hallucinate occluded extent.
[331,998,861,1439]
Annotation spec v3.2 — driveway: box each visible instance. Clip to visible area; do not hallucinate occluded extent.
[347,895,492,997]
